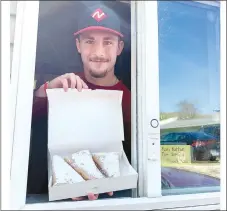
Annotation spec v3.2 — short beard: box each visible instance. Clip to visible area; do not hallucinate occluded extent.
[89,69,108,78]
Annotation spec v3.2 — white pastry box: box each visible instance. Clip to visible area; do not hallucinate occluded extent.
[46,88,138,201]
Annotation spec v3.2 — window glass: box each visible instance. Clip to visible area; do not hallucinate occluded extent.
[161,133,174,142]
[26,1,133,203]
[158,1,220,194]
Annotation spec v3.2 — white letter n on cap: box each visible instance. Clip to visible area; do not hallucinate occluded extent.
[91,8,107,22]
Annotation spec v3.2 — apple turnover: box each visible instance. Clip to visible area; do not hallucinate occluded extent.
[64,150,105,180]
[92,152,120,178]
[52,155,84,186]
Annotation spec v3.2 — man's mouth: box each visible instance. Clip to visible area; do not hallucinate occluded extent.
[90,59,108,63]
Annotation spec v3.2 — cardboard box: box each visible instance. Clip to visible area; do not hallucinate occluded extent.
[46,88,138,201]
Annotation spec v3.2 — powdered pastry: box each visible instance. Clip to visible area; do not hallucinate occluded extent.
[64,150,105,180]
[92,152,120,177]
[52,155,85,186]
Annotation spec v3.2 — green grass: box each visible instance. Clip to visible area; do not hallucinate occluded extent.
[161,125,200,135]
[160,112,178,120]
[162,161,220,167]
[160,112,212,121]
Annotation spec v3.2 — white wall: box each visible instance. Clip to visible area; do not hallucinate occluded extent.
[10,1,17,71]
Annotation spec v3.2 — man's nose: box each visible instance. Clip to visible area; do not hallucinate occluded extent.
[93,43,105,57]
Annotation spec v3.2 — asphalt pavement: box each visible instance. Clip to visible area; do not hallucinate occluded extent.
[162,167,220,187]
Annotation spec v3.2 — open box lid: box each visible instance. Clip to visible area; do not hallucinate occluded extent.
[46,88,125,154]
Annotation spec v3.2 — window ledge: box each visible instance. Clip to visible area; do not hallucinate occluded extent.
[23,192,220,210]
[166,204,220,210]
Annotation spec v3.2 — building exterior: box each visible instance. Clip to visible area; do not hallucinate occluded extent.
[8,1,225,210]
[10,1,17,70]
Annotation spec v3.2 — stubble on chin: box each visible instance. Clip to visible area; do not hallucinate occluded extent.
[89,69,108,78]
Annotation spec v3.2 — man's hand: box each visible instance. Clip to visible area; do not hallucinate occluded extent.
[49,73,88,91]
[35,73,88,97]
[72,192,113,201]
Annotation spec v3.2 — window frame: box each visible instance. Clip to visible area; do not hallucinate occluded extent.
[2,1,11,210]
[10,1,40,209]
[22,192,220,210]
[136,0,162,198]
[10,0,224,210]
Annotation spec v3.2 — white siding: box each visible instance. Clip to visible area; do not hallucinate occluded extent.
[10,1,17,70]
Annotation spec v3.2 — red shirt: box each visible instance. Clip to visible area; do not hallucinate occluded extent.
[32,72,131,160]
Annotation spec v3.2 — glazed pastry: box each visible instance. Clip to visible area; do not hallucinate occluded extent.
[52,155,85,186]
[92,152,120,178]
[64,150,105,180]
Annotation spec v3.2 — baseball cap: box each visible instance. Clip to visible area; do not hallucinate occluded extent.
[74,5,123,38]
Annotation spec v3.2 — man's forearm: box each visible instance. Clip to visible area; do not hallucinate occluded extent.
[35,83,47,97]
[32,84,48,118]
[32,96,48,117]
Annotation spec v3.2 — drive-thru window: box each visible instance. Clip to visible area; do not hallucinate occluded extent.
[8,1,225,210]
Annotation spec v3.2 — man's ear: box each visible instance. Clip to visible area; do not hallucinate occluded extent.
[75,38,81,54]
[117,40,124,56]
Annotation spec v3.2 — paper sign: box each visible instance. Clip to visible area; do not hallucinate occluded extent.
[161,145,192,164]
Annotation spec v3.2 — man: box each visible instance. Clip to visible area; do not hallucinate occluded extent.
[28,5,131,201]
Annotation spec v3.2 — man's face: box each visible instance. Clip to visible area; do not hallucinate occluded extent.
[76,30,124,78]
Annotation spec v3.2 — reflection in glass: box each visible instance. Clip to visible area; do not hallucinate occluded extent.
[158,1,220,194]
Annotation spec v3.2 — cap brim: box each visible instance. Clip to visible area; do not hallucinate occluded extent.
[73,26,124,38]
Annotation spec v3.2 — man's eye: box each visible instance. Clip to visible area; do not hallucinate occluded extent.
[86,40,94,44]
[104,41,112,45]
